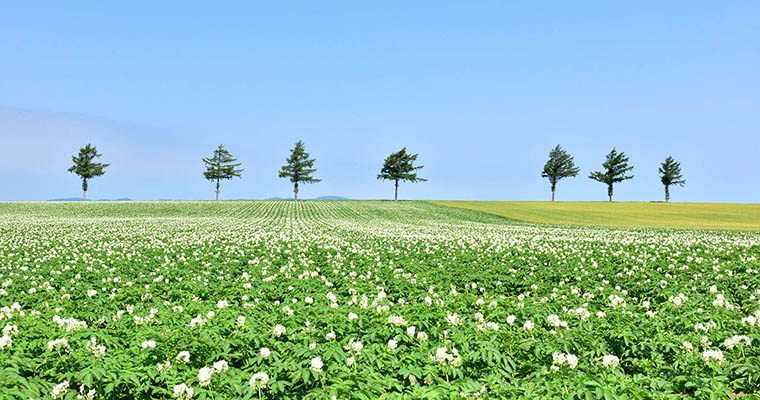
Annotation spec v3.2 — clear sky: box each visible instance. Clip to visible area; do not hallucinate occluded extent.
[1,2,758,202]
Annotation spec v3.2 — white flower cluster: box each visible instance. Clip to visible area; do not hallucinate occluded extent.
[273,324,286,336]
[387,315,408,326]
[601,354,619,369]
[86,337,106,357]
[694,321,717,332]
[723,335,751,350]
[446,313,462,326]
[173,383,194,399]
[176,350,191,363]
[196,360,230,387]
[53,315,88,332]
[476,321,499,333]
[343,338,364,354]
[566,307,590,321]
[546,314,568,330]
[310,356,323,373]
[668,293,688,307]
[712,294,735,310]
[551,352,578,371]
[741,311,760,327]
[48,338,70,352]
[431,346,461,367]
[249,372,269,389]
[51,380,69,399]
[608,294,626,309]
[701,349,725,364]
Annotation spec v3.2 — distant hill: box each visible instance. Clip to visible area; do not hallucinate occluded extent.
[47,197,133,202]
[265,196,349,200]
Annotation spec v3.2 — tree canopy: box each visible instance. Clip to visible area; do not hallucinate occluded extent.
[68,143,109,202]
[377,148,426,201]
[588,148,634,202]
[279,140,320,200]
[202,144,243,200]
[541,145,579,201]
[659,156,685,203]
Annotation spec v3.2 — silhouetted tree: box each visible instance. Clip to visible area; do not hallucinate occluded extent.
[659,156,685,203]
[279,140,320,200]
[377,148,426,201]
[202,144,243,200]
[589,148,634,202]
[68,144,109,202]
[541,145,579,201]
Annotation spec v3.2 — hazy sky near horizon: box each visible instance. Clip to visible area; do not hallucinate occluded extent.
[1,2,758,202]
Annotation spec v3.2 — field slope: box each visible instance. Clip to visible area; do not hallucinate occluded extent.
[430,201,760,231]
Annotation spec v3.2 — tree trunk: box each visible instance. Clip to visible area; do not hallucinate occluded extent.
[294,187,298,201]
[608,183,613,202]
[215,180,220,201]
[665,185,670,203]
[83,190,86,202]
[551,189,555,202]
[394,180,399,201]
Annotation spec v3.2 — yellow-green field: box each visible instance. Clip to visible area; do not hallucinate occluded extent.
[430,201,760,231]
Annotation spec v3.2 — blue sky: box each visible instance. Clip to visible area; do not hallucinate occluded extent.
[1,1,758,202]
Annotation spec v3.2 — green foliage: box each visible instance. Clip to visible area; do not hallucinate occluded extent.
[278,140,321,200]
[588,148,634,202]
[658,156,685,203]
[377,148,427,200]
[0,201,758,399]
[541,145,579,201]
[67,143,109,201]
[202,144,243,200]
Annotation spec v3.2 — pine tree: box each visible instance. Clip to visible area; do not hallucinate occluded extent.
[377,148,427,201]
[68,144,109,202]
[541,145,579,201]
[588,148,634,202]
[202,144,243,200]
[659,156,685,203]
[278,140,320,200]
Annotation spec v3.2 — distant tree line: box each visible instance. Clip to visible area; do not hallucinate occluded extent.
[67,143,684,202]
[542,145,684,202]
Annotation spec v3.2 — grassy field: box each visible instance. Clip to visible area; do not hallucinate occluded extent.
[430,201,760,231]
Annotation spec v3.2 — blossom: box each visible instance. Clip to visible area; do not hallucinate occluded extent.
[198,367,214,387]
[346,356,355,366]
[250,372,269,388]
[273,324,286,336]
[701,349,725,364]
[387,337,398,351]
[51,380,69,399]
[602,354,619,369]
[260,347,271,358]
[523,320,534,331]
[176,351,191,363]
[213,360,229,373]
[236,316,246,326]
[0,335,11,349]
[724,335,751,349]
[173,383,194,399]
[141,340,157,349]
[310,357,323,373]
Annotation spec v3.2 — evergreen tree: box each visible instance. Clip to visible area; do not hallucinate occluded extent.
[541,145,579,201]
[278,140,320,200]
[202,144,243,200]
[588,148,634,202]
[659,156,685,203]
[377,148,427,201]
[68,143,109,202]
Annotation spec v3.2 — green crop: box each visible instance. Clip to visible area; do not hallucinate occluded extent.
[0,201,758,399]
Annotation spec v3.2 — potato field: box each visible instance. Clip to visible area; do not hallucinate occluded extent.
[0,201,758,399]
